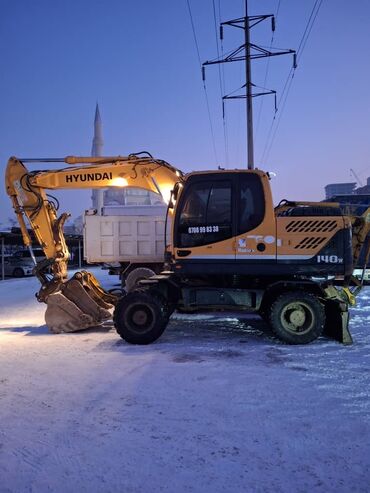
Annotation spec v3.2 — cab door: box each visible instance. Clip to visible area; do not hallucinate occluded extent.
[174,175,236,265]
[235,172,277,266]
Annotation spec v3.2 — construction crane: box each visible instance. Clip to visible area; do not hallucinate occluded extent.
[350,168,364,187]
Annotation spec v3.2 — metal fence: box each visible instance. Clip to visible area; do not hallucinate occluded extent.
[0,231,83,281]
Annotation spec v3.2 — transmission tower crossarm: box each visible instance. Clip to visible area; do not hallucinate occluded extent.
[221,14,274,30]
[203,44,295,66]
[203,45,246,66]
[250,44,295,59]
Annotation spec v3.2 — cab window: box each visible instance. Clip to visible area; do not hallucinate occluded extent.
[238,174,265,234]
[178,181,232,247]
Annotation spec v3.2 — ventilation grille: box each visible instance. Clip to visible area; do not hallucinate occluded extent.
[294,237,327,250]
[286,220,337,233]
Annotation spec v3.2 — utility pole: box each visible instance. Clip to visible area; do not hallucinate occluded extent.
[244,0,254,168]
[203,0,296,169]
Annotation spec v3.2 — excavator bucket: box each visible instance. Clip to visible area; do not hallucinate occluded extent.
[43,272,118,333]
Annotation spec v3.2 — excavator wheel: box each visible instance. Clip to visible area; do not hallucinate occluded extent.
[124,267,156,292]
[114,290,169,344]
[269,291,325,344]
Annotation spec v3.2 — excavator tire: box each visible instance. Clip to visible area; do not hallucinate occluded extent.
[114,290,169,344]
[269,291,325,344]
[124,267,156,292]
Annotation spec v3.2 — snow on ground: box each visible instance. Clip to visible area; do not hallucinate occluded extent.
[0,269,370,492]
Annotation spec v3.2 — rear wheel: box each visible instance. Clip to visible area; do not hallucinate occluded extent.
[124,267,156,292]
[269,291,325,344]
[114,290,169,344]
[13,267,25,278]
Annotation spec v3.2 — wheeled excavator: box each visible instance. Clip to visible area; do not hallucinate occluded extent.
[5,154,370,345]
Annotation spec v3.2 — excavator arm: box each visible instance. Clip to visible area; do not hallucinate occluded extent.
[5,153,183,332]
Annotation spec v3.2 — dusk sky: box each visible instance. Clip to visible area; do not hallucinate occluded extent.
[1,0,370,225]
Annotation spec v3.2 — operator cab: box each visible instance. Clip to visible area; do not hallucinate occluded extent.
[176,171,266,248]
[172,170,275,274]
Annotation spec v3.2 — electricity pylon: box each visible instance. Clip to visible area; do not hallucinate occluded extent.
[203,0,296,169]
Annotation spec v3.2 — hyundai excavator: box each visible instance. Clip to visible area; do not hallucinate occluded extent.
[5,153,370,345]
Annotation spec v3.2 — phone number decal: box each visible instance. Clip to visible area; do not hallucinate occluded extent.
[188,225,219,234]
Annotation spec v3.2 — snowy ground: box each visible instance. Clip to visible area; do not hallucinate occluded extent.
[0,269,370,493]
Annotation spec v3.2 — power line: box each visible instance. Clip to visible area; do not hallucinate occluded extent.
[276,0,282,19]
[255,0,281,140]
[219,2,230,168]
[212,0,229,167]
[297,0,322,57]
[297,0,323,63]
[186,0,219,165]
[261,0,324,163]
[260,0,324,164]
[260,66,294,163]
[262,70,295,162]
[265,0,324,162]
[212,0,224,97]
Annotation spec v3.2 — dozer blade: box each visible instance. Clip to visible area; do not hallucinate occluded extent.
[323,299,353,345]
[44,278,114,334]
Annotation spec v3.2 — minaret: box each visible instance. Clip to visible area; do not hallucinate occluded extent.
[91,103,104,213]
[91,103,104,157]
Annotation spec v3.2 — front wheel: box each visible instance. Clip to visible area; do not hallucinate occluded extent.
[269,291,325,344]
[113,290,169,344]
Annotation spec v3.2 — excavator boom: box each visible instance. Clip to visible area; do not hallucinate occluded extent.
[5,153,183,333]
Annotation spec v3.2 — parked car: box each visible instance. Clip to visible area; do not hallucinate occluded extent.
[353,268,370,285]
[4,248,45,277]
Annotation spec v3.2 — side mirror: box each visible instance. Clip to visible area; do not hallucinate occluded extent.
[170,182,183,208]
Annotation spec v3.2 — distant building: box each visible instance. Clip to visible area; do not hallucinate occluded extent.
[325,193,370,213]
[103,187,163,207]
[323,192,370,268]
[354,177,370,195]
[90,104,163,212]
[325,182,356,200]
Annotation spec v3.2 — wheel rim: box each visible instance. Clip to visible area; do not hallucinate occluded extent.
[125,303,155,334]
[279,301,315,335]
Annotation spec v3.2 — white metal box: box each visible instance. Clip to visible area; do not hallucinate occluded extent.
[84,207,168,264]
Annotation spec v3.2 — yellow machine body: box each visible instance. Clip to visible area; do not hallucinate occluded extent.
[5,154,370,339]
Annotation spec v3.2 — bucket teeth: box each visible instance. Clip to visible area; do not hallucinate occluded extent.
[43,273,117,334]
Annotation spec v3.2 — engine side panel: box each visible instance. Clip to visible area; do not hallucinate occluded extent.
[276,216,352,276]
